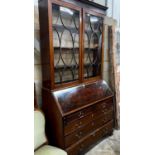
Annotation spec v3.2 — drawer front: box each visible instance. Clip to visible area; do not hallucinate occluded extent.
[64,97,113,136]
[95,97,113,112]
[91,105,113,121]
[65,109,113,147]
[64,97,113,124]
[66,120,114,155]
[64,114,93,136]
[64,107,93,125]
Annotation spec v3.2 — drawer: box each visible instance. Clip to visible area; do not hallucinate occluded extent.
[64,114,93,136]
[64,104,113,136]
[95,97,113,112]
[65,109,113,147]
[91,105,113,121]
[66,120,114,155]
[64,107,93,125]
[63,97,113,125]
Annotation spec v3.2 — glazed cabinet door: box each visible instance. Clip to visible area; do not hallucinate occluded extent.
[50,1,82,89]
[83,10,104,81]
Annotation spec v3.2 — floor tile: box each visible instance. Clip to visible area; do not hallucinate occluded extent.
[85,130,120,155]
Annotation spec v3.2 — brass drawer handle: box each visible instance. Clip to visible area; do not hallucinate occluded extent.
[102,118,106,123]
[102,109,105,113]
[75,134,81,139]
[79,111,84,118]
[75,122,82,128]
[101,104,106,108]
[92,132,96,137]
[75,131,83,139]
[79,121,82,125]
[102,109,108,114]
[79,131,82,135]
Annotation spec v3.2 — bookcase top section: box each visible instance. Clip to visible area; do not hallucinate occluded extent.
[52,80,113,114]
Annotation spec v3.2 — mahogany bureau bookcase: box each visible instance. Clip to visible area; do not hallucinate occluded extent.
[39,0,116,154]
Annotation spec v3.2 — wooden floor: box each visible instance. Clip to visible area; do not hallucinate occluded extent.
[85,130,120,155]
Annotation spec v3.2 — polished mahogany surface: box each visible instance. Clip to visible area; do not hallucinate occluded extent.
[39,0,115,154]
[53,80,113,113]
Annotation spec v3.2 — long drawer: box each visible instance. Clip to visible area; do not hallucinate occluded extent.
[65,108,113,147]
[64,97,113,136]
[66,120,114,155]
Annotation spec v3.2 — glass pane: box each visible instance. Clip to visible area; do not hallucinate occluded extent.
[52,4,80,84]
[84,13,103,79]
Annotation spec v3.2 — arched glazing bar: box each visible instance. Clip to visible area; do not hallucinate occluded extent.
[84,13,103,78]
[52,4,80,84]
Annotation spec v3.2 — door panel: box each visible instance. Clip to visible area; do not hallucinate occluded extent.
[83,11,103,80]
[51,3,81,86]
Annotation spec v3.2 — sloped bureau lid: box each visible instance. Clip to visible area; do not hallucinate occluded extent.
[53,80,113,114]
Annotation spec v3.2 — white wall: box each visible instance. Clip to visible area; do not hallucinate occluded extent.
[112,0,120,27]
[93,0,106,6]
[94,0,120,28]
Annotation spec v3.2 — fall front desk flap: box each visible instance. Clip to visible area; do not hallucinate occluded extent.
[52,80,113,114]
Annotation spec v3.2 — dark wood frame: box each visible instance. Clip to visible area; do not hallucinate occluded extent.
[42,80,115,153]
[39,2,116,154]
[48,0,83,90]
[82,8,105,83]
[39,0,106,90]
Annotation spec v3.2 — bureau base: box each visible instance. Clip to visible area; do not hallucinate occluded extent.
[42,80,115,155]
